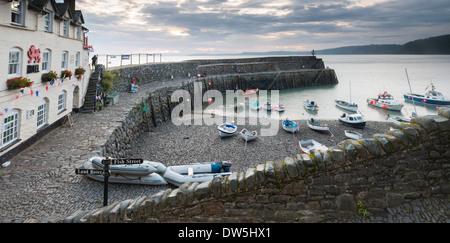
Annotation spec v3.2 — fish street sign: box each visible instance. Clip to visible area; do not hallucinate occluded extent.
[101,158,144,165]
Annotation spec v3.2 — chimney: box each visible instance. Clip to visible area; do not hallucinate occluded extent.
[64,0,75,16]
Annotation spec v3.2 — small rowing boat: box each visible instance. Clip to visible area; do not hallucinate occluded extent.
[240,128,257,142]
[299,139,328,154]
[344,130,363,140]
[306,118,329,133]
[218,122,237,137]
[303,99,319,111]
[282,118,299,133]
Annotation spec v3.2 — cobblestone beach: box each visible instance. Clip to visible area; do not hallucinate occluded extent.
[0,79,448,223]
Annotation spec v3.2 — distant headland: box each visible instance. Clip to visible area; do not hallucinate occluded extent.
[190,34,450,56]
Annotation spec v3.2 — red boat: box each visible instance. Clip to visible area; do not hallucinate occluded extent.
[243,88,259,95]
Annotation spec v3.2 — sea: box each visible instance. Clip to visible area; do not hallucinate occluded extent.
[98,54,450,121]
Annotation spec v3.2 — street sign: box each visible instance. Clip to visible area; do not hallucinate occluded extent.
[75,168,104,175]
[142,106,148,111]
[101,158,143,165]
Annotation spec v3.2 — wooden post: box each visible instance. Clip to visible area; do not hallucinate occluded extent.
[149,94,157,127]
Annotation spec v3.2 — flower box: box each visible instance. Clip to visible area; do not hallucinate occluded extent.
[41,71,58,82]
[75,67,86,76]
[61,70,72,79]
[6,77,33,90]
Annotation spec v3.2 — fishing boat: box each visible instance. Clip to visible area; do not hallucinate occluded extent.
[387,114,411,125]
[344,130,363,140]
[367,91,404,111]
[306,118,329,133]
[240,128,257,142]
[218,122,237,137]
[338,113,366,129]
[282,118,299,133]
[298,139,328,154]
[272,104,285,112]
[335,99,358,112]
[263,101,272,111]
[403,82,450,106]
[303,99,318,111]
[162,161,232,187]
[243,88,259,95]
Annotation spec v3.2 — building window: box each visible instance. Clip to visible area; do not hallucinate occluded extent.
[77,26,81,39]
[58,91,66,112]
[75,52,80,67]
[44,11,52,32]
[61,51,68,70]
[2,110,19,148]
[37,99,47,129]
[63,19,69,36]
[11,0,24,26]
[42,50,51,73]
[8,49,21,78]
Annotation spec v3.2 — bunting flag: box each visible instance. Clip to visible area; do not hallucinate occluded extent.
[36,91,39,97]
[20,88,24,94]
[4,108,8,113]
[30,90,33,96]
[15,95,19,99]
[46,86,48,91]
[50,81,54,86]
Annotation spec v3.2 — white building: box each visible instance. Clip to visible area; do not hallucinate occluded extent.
[0,0,92,161]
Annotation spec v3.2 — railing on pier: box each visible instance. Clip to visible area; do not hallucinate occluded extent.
[97,53,163,69]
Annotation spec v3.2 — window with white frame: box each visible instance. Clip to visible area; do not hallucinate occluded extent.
[2,110,19,148]
[75,52,80,67]
[61,51,68,70]
[44,11,52,32]
[11,0,24,26]
[58,91,66,112]
[8,49,21,78]
[63,19,69,36]
[42,50,51,73]
[37,99,47,128]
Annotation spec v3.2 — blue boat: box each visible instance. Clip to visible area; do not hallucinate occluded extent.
[338,113,366,129]
[403,83,450,106]
[282,118,299,133]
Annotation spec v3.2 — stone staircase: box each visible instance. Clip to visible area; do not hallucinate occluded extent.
[81,66,101,113]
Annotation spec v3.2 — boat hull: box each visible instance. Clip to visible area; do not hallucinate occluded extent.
[240,129,257,141]
[298,140,328,154]
[367,98,404,111]
[344,130,363,140]
[403,93,450,106]
[338,119,366,128]
[307,121,329,133]
[218,123,237,137]
[282,121,299,133]
[335,100,358,112]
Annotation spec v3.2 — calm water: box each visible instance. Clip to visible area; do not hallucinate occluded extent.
[200,55,450,121]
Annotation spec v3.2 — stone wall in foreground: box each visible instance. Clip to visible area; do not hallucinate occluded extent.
[61,108,450,223]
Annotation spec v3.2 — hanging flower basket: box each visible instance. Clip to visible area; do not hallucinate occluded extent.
[41,71,58,82]
[6,77,33,90]
[75,67,86,80]
[61,70,72,79]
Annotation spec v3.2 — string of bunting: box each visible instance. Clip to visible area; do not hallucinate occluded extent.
[0,75,79,117]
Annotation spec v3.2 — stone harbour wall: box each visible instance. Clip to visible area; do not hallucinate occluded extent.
[62,108,450,223]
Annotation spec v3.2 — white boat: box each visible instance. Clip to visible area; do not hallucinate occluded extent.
[367,91,404,111]
[240,128,257,142]
[298,139,328,154]
[403,82,450,106]
[344,130,363,140]
[282,118,299,133]
[335,99,358,112]
[81,160,168,186]
[338,113,366,129]
[306,118,329,133]
[272,104,285,112]
[218,122,237,137]
[387,114,411,125]
[243,88,259,95]
[90,157,163,176]
[162,161,232,187]
[303,99,318,111]
[263,102,272,111]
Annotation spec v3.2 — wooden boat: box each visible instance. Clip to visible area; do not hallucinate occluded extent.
[298,139,328,154]
[338,113,366,129]
[306,118,329,133]
[403,82,450,106]
[282,118,299,133]
[335,99,358,112]
[344,130,363,140]
[367,91,404,111]
[243,88,259,95]
[240,128,257,142]
[303,99,318,111]
[218,122,237,137]
[387,114,411,125]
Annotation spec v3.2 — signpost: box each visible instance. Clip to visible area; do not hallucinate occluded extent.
[75,157,144,206]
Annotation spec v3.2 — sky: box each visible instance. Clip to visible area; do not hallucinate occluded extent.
[76,0,450,56]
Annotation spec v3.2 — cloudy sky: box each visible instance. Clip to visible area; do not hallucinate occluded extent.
[77,0,450,56]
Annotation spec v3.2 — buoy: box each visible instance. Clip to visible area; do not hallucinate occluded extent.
[382,104,387,109]
[424,99,427,103]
